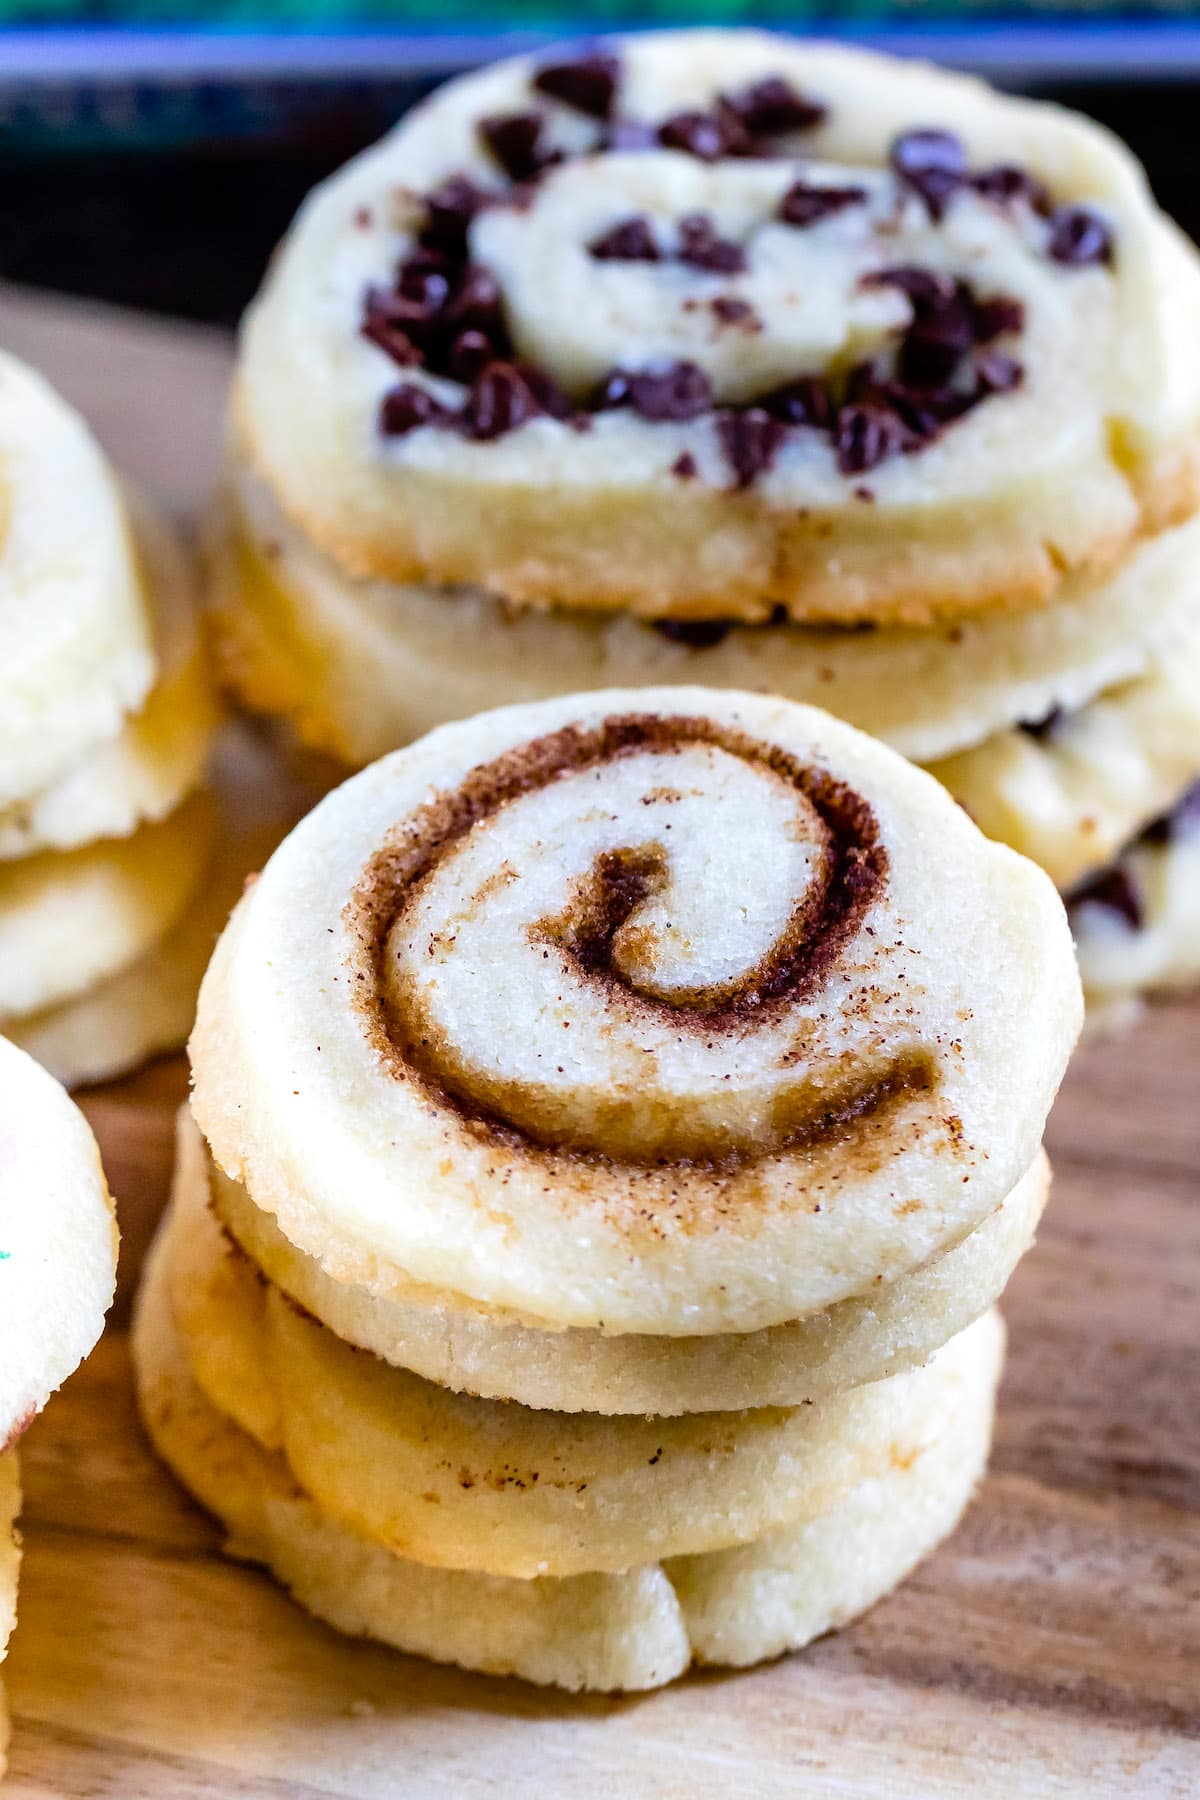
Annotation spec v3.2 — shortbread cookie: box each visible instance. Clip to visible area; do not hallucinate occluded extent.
[931,628,1200,891]
[211,452,1200,770]
[0,495,220,861]
[236,31,1200,625]
[1069,786,1200,1019]
[182,1104,1046,1414]
[0,1035,117,1447]
[135,1239,1001,1690]
[0,351,154,808]
[191,687,1081,1336]
[0,790,217,1029]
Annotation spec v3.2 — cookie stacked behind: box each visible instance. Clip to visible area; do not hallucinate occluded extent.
[136,688,1081,1691]
[0,1036,118,1768]
[209,30,1200,1020]
[0,349,227,1086]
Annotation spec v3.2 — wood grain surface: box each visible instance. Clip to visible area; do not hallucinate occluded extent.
[1,288,1198,1798]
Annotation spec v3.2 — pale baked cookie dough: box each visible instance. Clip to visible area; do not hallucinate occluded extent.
[181,1101,1046,1415]
[135,1224,1001,1687]
[191,687,1081,1337]
[236,31,1200,625]
[0,495,220,862]
[0,352,154,808]
[210,454,1200,772]
[1069,790,1200,1023]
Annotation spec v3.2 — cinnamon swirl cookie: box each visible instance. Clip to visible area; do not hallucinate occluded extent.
[135,1220,1002,1687]
[0,353,154,809]
[191,687,1080,1336]
[0,1035,118,1758]
[234,31,1200,626]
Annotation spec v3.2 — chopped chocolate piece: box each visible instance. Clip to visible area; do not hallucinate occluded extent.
[480,112,548,182]
[464,363,543,439]
[602,361,714,421]
[599,118,658,151]
[1069,866,1142,932]
[711,296,759,328]
[890,128,967,220]
[1143,780,1200,844]
[973,351,1024,396]
[1047,205,1115,269]
[723,75,826,137]
[361,288,423,367]
[421,175,490,253]
[533,52,620,120]
[717,408,788,488]
[779,181,868,228]
[970,294,1026,342]
[671,451,699,480]
[761,375,834,430]
[380,384,451,436]
[970,163,1050,213]
[1021,705,1064,740]
[589,215,661,261]
[678,212,746,274]
[835,402,912,475]
[658,109,744,162]
[653,618,734,649]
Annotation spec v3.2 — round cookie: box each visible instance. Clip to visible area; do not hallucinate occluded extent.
[1069,790,1200,1023]
[0,789,217,1029]
[191,686,1081,1336]
[236,31,1200,626]
[136,1226,1001,1687]
[211,452,1200,771]
[0,494,220,862]
[931,627,1200,891]
[0,1035,117,1447]
[0,351,154,808]
[181,1103,1046,1414]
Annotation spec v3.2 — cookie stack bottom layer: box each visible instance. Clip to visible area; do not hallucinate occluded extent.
[136,1198,1003,1692]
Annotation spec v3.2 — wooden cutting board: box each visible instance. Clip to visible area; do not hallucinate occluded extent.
[1,285,1198,1799]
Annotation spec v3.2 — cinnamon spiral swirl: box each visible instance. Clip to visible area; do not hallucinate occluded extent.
[191,687,1080,1333]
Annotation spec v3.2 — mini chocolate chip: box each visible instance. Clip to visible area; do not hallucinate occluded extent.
[779,181,867,228]
[1069,866,1142,932]
[678,212,746,274]
[711,296,759,329]
[971,163,1050,214]
[1047,205,1114,269]
[464,363,543,439]
[594,369,633,409]
[361,288,424,367]
[599,118,658,151]
[421,175,490,253]
[447,265,507,337]
[480,112,547,182]
[395,259,452,314]
[861,264,957,309]
[671,451,699,480]
[835,403,911,475]
[658,110,739,162]
[723,75,826,136]
[970,294,1025,342]
[761,375,834,430]
[533,53,620,120]
[653,618,733,649]
[1021,705,1064,740]
[589,215,661,261]
[890,128,967,220]
[974,351,1024,396]
[899,293,976,389]
[611,361,713,421]
[447,329,494,382]
[717,408,788,489]
[380,384,450,436]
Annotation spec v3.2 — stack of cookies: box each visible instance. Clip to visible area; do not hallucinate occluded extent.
[135,687,1081,1690]
[0,1034,118,1767]
[208,30,1200,1022]
[0,349,227,1086]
